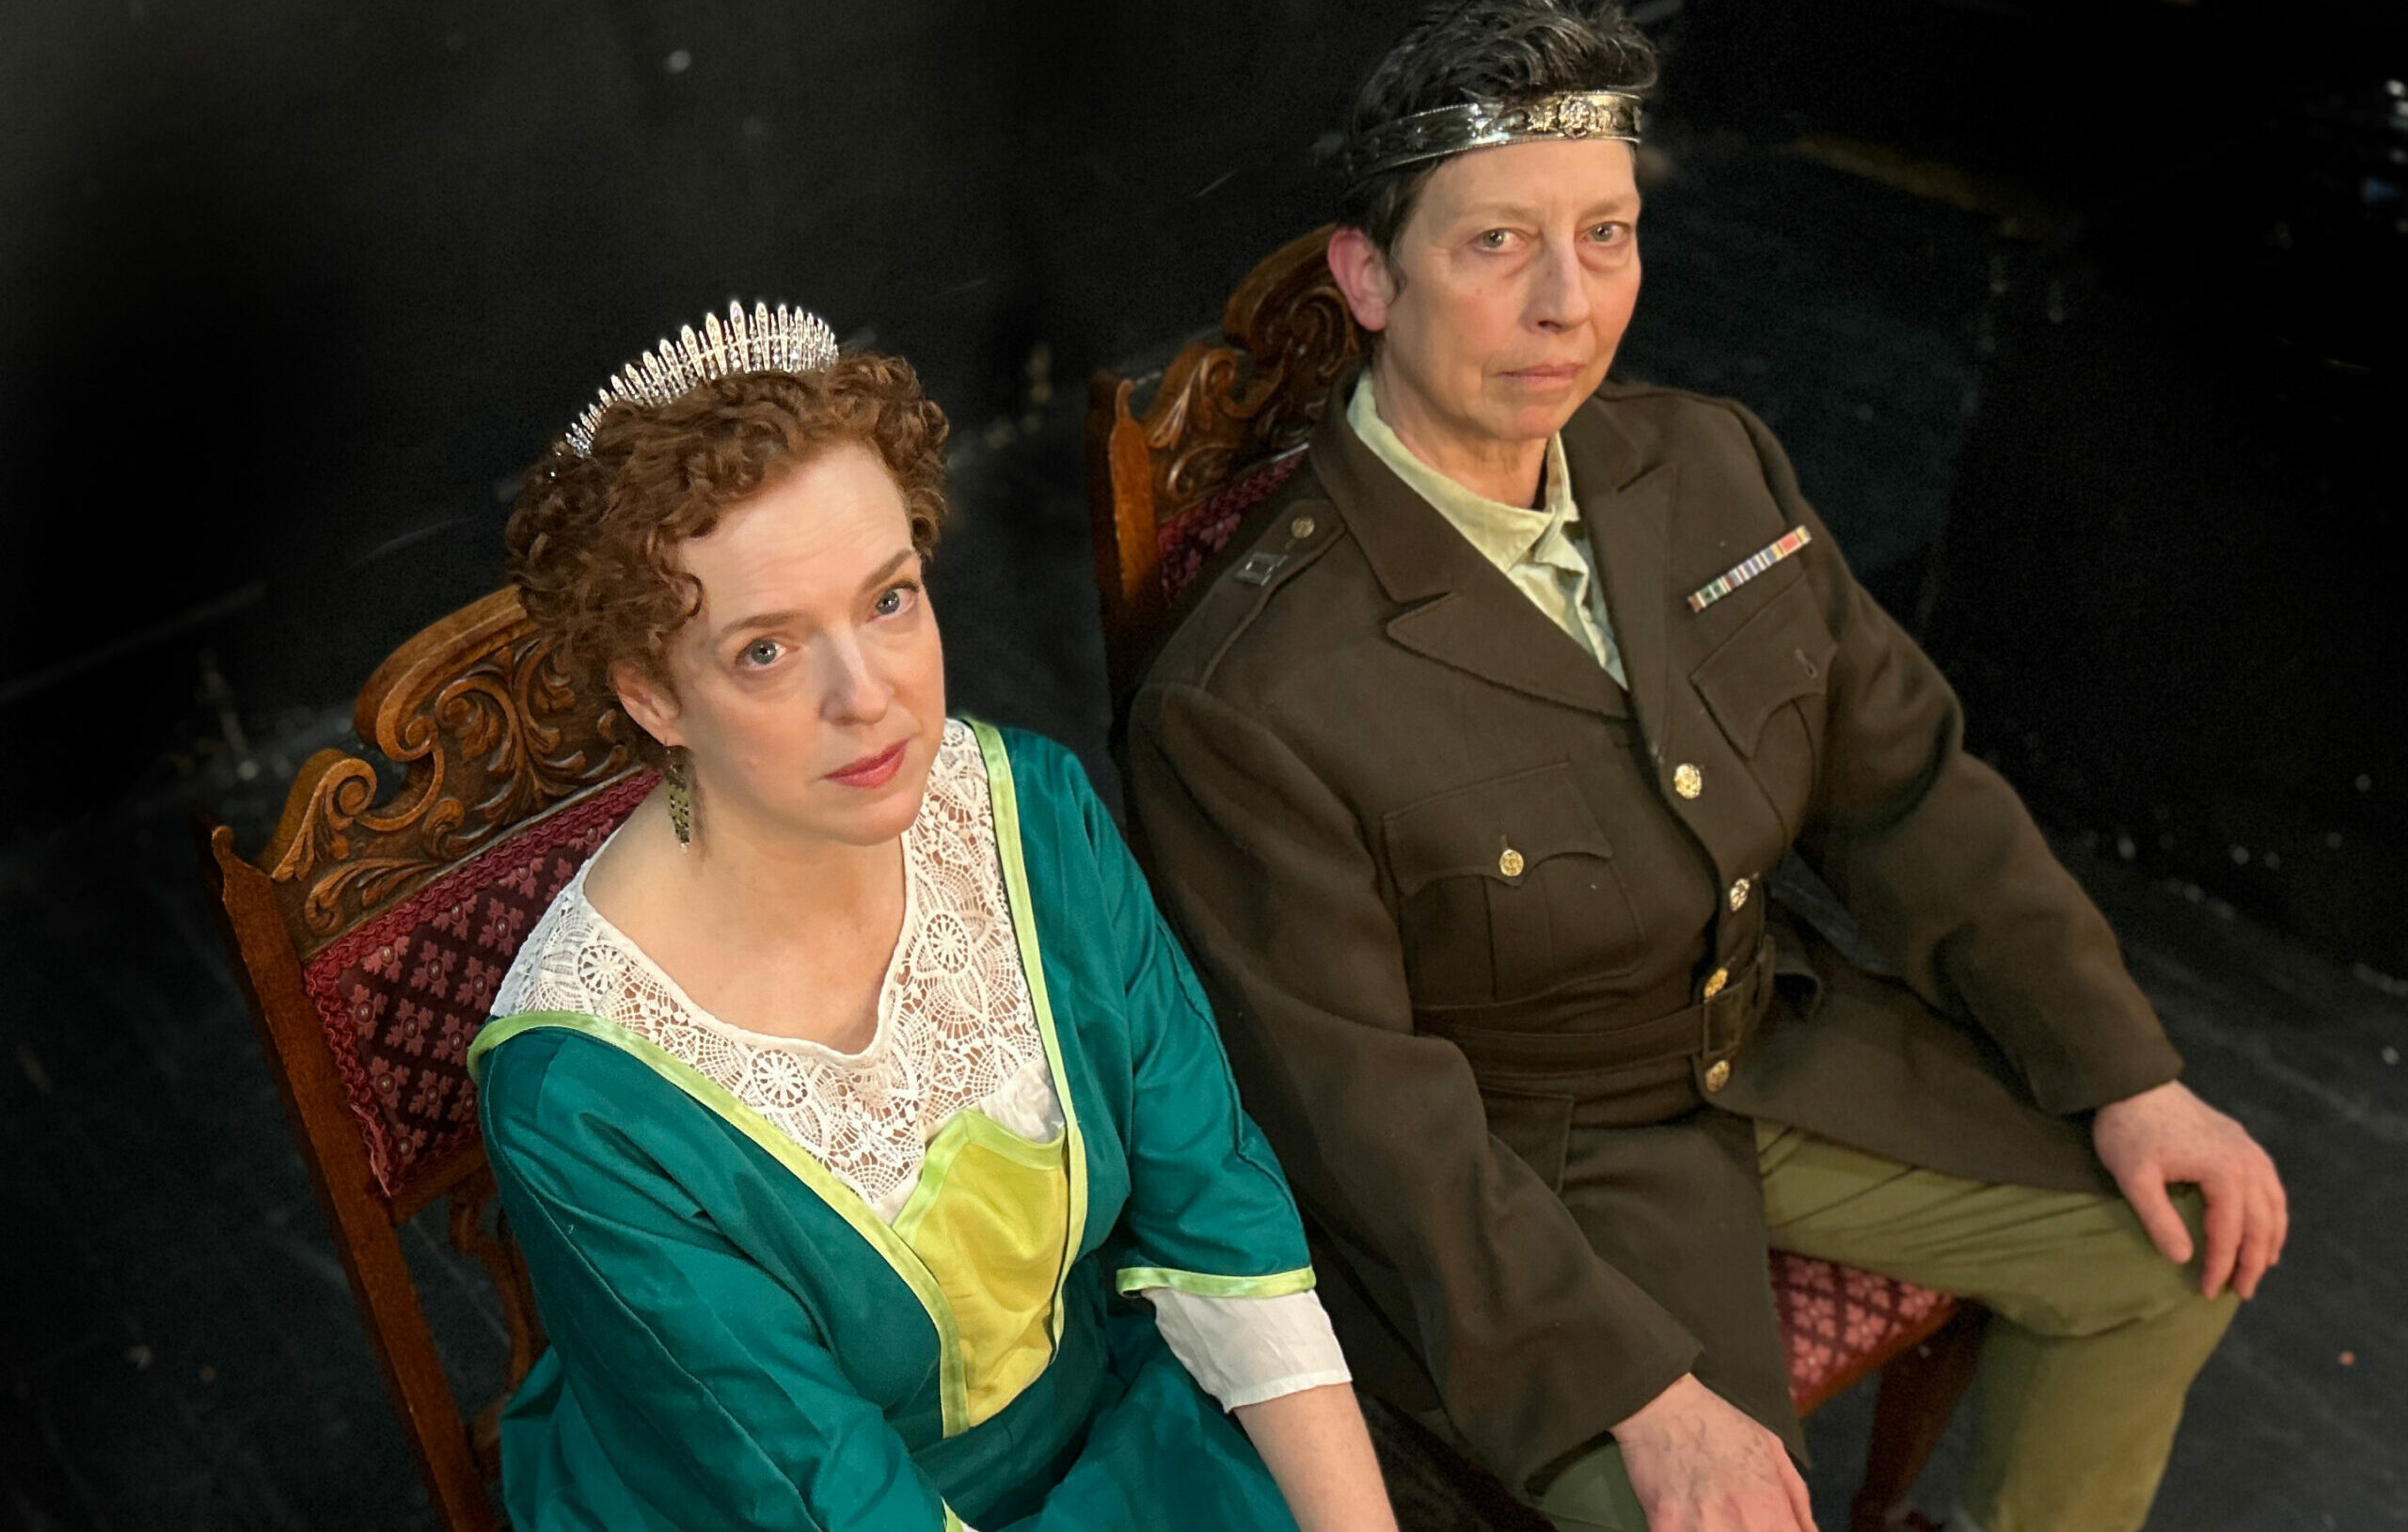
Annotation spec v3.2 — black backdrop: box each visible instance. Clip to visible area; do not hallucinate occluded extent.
[0,0,1384,809]
[4,0,2405,970]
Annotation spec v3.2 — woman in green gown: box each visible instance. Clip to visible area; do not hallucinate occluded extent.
[469,307,1397,1532]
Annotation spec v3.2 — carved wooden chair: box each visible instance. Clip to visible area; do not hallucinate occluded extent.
[198,591,655,1530]
[1085,227,1987,1532]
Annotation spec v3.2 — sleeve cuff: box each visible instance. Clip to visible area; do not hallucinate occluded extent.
[1140,1287,1353,1413]
[1115,1263,1318,1300]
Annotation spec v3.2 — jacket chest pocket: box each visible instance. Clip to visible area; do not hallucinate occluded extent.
[1689,575,1838,843]
[1382,762,1649,1008]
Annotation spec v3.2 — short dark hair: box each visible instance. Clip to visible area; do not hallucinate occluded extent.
[1337,0,1657,262]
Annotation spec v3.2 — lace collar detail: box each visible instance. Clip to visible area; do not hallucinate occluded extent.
[494,720,1052,1215]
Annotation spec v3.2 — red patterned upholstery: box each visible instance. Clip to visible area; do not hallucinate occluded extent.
[299,772,656,1201]
[1770,1250,1952,1411]
[1156,450,1309,603]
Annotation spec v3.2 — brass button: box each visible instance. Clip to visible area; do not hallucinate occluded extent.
[1703,967,1730,1000]
[1290,514,1318,540]
[1673,763,1703,799]
[1703,1058,1733,1093]
[1498,846,1526,877]
[1728,877,1752,911]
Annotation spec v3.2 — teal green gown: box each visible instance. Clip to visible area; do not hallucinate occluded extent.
[467,724,1316,1531]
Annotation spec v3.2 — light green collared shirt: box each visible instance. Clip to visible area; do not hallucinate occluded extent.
[1346,374,1626,687]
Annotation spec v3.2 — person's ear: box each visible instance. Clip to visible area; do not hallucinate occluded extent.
[611,660,686,752]
[1327,227,1398,334]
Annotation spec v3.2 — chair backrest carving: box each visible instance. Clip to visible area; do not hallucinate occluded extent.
[262,589,643,953]
[201,585,648,1531]
[1086,226,1363,697]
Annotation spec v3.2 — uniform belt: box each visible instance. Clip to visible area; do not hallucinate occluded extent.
[1418,939,1775,1122]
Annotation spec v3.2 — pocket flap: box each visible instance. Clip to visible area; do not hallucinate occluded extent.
[1689,575,1836,757]
[1382,762,1613,899]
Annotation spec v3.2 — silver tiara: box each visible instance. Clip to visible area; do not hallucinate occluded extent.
[562,299,839,456]
[1343,89,1642,186]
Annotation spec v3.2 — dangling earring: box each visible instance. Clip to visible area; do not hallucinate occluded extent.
[663,745,695,850]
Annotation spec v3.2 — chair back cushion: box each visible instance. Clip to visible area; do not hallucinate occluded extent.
[1156,450,1309,606]
[298,773,655,1201]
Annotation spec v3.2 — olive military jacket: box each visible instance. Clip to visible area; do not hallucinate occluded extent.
[1125,375,2185,1493]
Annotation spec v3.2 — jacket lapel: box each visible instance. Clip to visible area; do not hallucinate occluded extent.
[1564,407,1681,754]
[1311,381,1629,719]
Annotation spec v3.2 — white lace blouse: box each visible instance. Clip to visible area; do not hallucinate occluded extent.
[494,720,1347,1414]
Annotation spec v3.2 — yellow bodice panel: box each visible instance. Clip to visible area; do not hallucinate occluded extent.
[890,1109,1073,1428]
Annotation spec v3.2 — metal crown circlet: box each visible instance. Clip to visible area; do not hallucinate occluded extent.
[1342,89,1643,186]
[562,300,839,457]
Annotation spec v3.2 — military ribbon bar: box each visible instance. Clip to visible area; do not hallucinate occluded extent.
[1687,527,1814,612]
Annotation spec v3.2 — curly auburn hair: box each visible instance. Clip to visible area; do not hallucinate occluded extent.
[505,354,949,758]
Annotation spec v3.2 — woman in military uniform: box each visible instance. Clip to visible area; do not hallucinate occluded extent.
[1128,5,2287,1530]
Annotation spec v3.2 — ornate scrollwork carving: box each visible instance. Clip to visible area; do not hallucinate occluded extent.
[1085,226,1367,702]
[1140,226,1363,522]
[261,589,640,951]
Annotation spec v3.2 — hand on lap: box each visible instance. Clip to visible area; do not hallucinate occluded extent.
[2094,1080,2288,1300]
[1612,1373,1817,1531]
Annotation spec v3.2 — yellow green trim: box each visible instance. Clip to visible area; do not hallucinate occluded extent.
[1113,1264,1319,1300]
[970,719,1091,1349]
[469,1010,973,1435]
[942,1506,966,1532]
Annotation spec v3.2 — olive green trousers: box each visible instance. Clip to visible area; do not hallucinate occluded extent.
[1531,1123,2240,1532]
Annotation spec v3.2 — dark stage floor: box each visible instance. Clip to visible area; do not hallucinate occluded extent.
[8,39,2406,1532]
[7,705,2402,1530]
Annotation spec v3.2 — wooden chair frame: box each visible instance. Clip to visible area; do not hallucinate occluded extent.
[1087,226,1366,703]
[1084,226,1985,1532]
[198,589,645,1531]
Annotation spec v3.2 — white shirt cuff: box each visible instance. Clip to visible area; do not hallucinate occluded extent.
[1138,1286,1353,1412]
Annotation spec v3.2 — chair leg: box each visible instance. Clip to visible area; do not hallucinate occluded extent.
[1849,1303,1988,1532]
